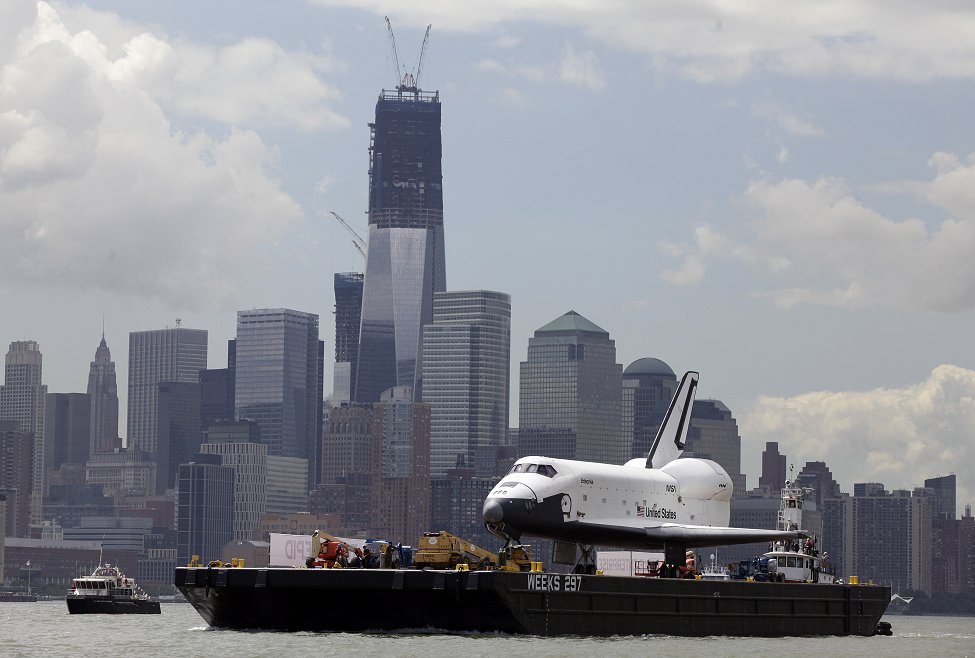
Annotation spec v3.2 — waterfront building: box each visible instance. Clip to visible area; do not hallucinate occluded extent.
[0,341,47,522]
[518,311,624,464]
[421,290,511,478]
[355,83,446,403]
[234,308,324,487]
[127,327,207,454]
[622,358,678,461]
[176,454,234,566]
[823,485,932,594]
[87,334,120,454]
[333,272,364,404]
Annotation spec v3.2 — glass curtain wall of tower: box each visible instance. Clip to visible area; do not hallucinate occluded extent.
[127,328,207,454]
[422,290,511,479]
[355,86,445,403]
[518,311,624,464]
[333,272,364,404]
[234,309,323,487]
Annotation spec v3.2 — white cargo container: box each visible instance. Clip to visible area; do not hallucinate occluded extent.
[596,550,664,577]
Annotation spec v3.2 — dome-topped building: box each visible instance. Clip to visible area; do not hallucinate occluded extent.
[623,357,675,379]
[623,357,678,460]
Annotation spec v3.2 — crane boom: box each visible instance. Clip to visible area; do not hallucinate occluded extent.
[415,24,432,89]
[328,211,367,260]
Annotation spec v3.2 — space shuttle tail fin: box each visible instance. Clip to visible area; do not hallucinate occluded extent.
[646,371,699,469]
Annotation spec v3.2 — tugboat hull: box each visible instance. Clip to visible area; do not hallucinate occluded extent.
[66,596,161,614]
[176,567,889,636]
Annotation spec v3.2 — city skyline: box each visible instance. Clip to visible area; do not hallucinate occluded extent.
[1,1,973,507]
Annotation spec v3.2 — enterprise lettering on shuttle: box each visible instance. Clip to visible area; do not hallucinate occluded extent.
[527,574,583,592]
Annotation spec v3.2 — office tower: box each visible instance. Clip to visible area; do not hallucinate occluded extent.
[333,272,364,404]
[795,461,842,508]
[370,386,430,543]
[265,455,309,515]
[683,400,746,497]
[176,454,234,565]
[923,474,956,520]
[85,449,156,497]
[319,389,430,541]
[759,441,787,492]
[87,334,120,454]
[200,340,237,441]
[622,358,678,460]
[156,382,202,494]
[823,486,932,594]
[421,290,511,478]
[519,311,624,464]
[0,420,33,537]
[355,82,446,403]
[320,403,379,529]
[127,327,207,453]
[234,309,324,487]
[44,393,91,476]
[199,437,267,542]
[0,340,47,522]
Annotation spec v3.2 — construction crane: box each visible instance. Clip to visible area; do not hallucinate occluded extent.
[328,210,366,260]
[385,17,432,91]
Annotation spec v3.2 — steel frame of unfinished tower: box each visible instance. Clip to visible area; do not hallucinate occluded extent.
[355,86,445,403]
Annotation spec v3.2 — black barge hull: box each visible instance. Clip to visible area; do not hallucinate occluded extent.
[66,596,161,614]
[176,567,889,636]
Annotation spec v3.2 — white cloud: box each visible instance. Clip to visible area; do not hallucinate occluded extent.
[498,87,529,108]
[313,0,975,81]
[741,364,975,509]
[0,1,318,309]
[660,155,975,312]
[751,102,824,137]
[558,44,605,90]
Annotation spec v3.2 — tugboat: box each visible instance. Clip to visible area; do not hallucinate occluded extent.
[66,564,161,614]
[761,478,836,584]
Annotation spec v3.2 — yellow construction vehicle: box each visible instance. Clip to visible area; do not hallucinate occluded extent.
[497,544,533,572]
[413,531,499,570]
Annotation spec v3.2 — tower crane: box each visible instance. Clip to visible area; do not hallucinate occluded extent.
[385,17,432,91]
[327,210,367,260]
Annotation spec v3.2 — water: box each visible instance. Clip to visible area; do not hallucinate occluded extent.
[1,602,972,658]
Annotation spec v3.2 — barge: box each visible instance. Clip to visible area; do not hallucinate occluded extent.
[176,566,889,636]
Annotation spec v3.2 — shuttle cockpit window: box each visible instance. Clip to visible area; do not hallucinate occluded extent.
[508,463,558,477]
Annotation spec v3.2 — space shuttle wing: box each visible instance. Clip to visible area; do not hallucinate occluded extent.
[642,523,806,548]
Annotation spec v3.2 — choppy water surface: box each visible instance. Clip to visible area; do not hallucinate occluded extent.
[0,601,971,658]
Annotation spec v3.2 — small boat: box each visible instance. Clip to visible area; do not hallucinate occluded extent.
[762,479,836,584]
[699,553,732,581]
[66,564,161,614]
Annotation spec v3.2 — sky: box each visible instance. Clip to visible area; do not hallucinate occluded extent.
[1,0,973,510]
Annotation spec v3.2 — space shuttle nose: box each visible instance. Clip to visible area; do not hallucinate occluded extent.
[482,500,504,524]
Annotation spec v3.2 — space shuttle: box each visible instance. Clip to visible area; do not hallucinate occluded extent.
[482,371,804,568]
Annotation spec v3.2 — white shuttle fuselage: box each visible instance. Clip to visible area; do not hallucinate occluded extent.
[482,372,804,560]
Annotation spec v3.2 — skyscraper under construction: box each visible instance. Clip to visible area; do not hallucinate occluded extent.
[355,76,445,402]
